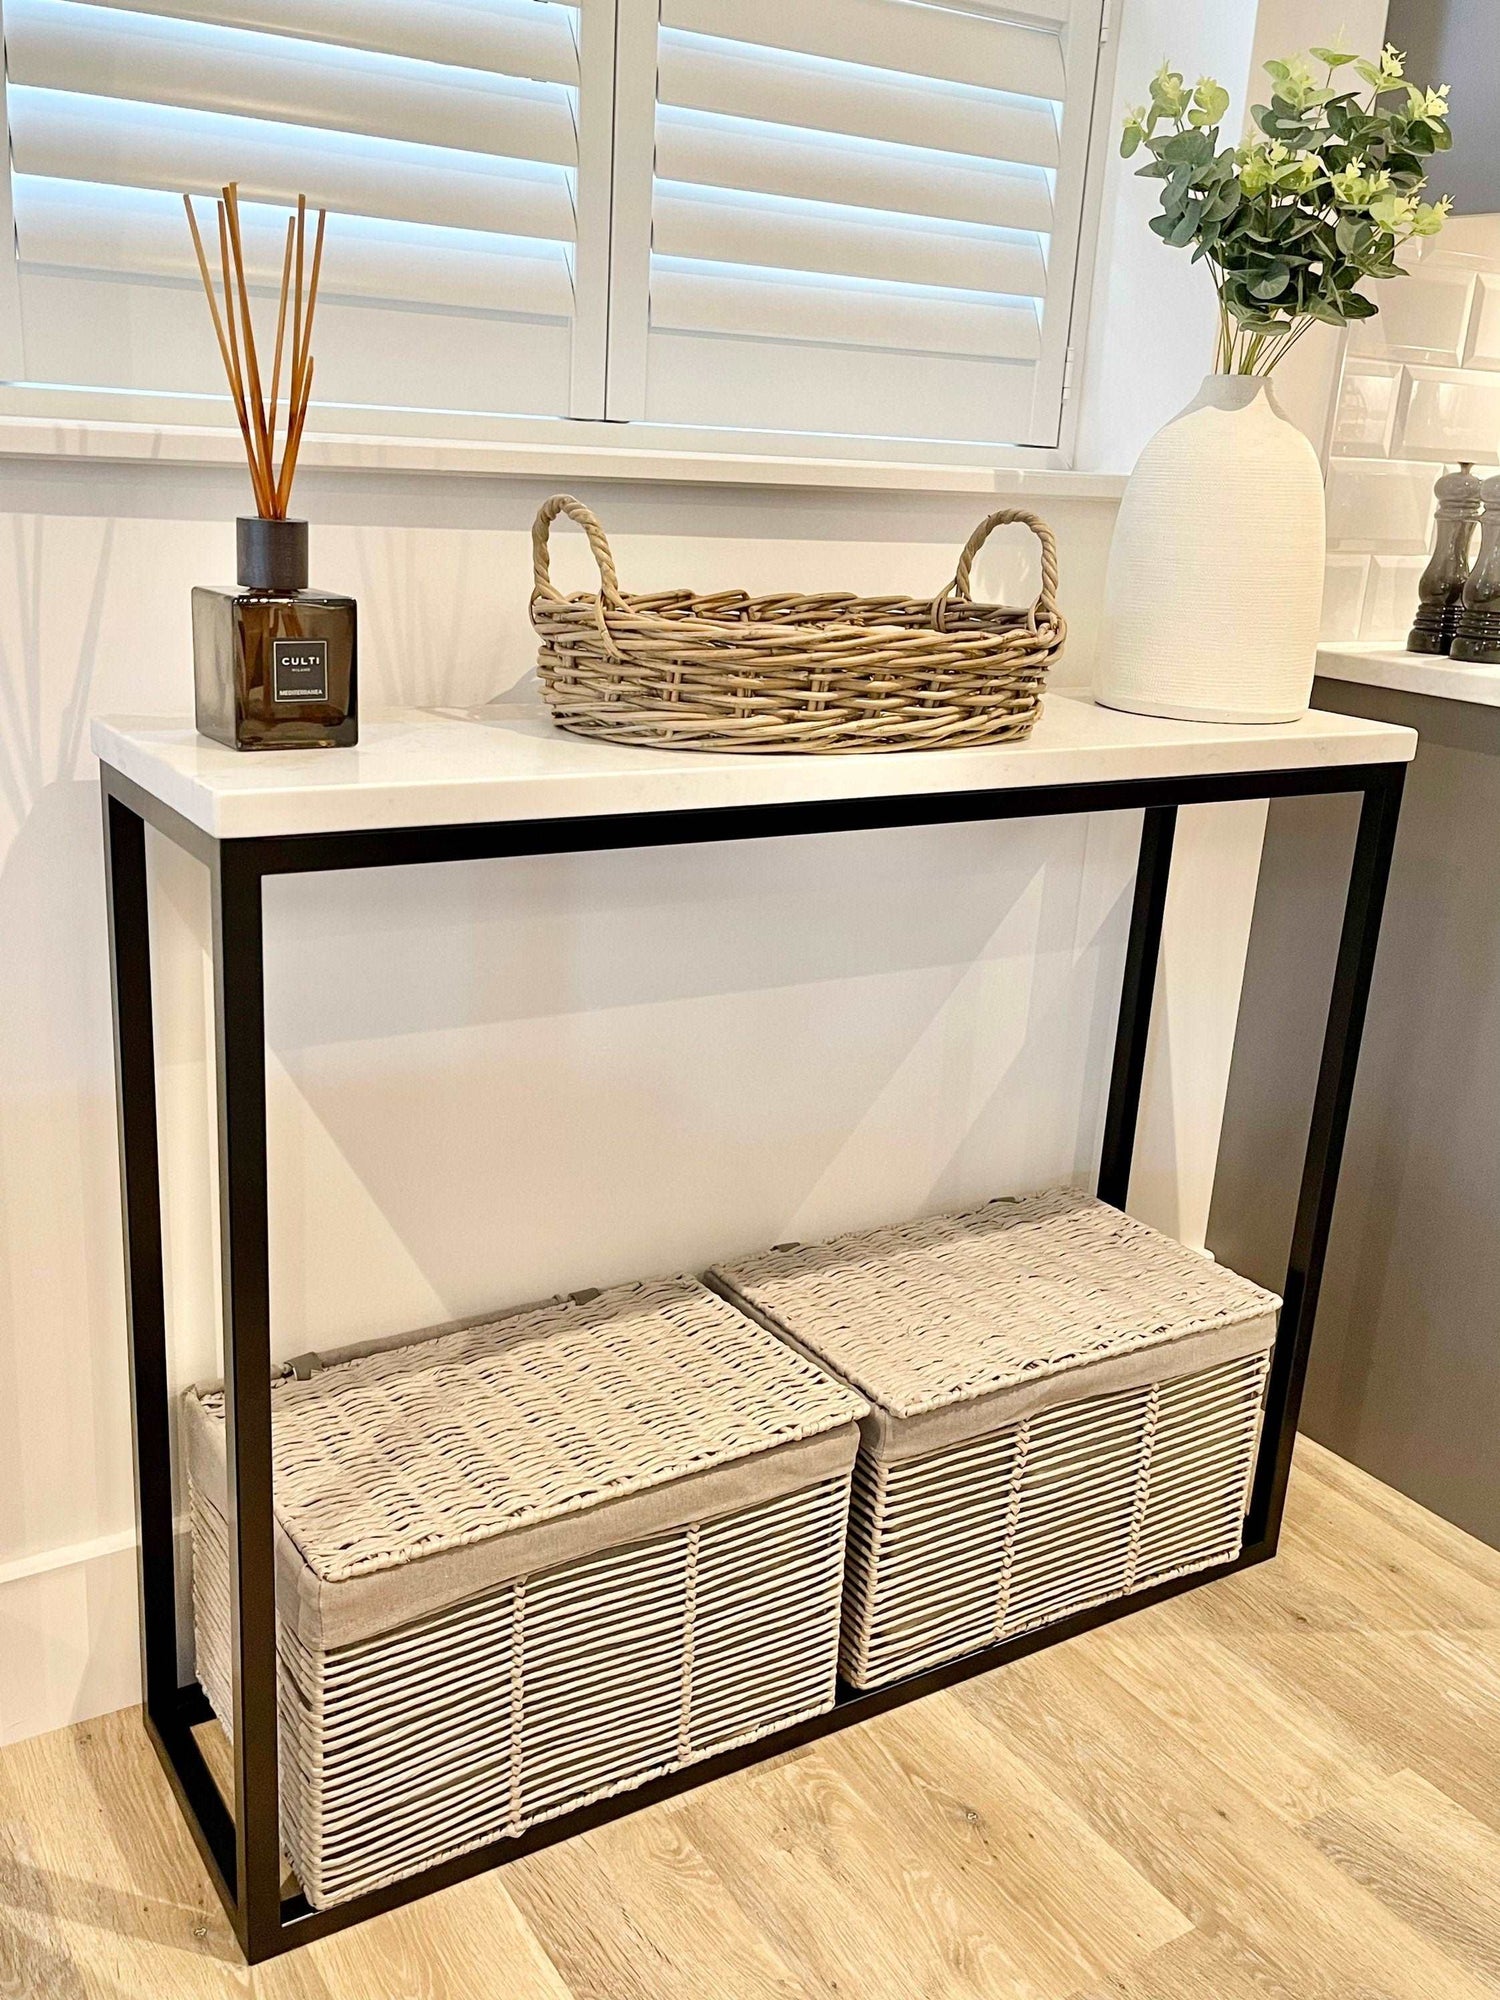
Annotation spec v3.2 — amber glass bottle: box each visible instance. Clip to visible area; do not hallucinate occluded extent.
[193,518,357,750]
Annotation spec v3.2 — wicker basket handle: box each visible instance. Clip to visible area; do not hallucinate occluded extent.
[933,509,1060,632]
[531,494,624,605]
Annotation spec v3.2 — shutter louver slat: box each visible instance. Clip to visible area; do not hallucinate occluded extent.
[653,184,1046,299]
[9,88,577,239]
[662,0,1068,105]
[50,0,581,84]
[655,108,1054,234]
[650,261,1040,362]
[657,30,1060,171]
[8,0,578,165]
[15,178,574,315]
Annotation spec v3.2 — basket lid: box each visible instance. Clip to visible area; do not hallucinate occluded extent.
[189,1277,864,1587]
[711,1190,1280,1425]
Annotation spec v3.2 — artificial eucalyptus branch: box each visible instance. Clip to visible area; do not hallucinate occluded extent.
[1122,43,1452,376]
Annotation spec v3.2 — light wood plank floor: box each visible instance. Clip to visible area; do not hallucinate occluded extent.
[4,1437,1499,2000]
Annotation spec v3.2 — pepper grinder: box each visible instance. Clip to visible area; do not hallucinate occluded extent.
[1451,472,1500,666]
[1407,463,1481,655]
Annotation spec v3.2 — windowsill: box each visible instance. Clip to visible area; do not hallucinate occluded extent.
[0,410,1129,500]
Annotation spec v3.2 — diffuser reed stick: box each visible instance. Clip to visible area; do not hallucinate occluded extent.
[184,184,327,520]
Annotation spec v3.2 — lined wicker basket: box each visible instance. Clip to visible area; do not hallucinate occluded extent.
[186,1277,865,1907]
[529,494,1067,754]
[712,1190,1280,1690]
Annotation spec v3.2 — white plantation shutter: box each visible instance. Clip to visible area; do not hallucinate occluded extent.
[0,0,613,420]
[0,0,1109,455]
[607,0,1106,447]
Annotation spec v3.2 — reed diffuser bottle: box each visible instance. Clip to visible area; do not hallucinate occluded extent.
[186,185,356,750]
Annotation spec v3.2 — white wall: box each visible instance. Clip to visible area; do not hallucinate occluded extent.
[0,0,1359,1747]
[0,464,1154,1740]
[0,453,1284,1745]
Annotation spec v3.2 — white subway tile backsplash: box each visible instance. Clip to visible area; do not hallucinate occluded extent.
[1394,366,1500,462]
[1348,269,1475,365]
[1360,556,1426,642]
[1463,275,1500,372]
[1325,459,1437,554]
[1321,554,1371,641]
[1331,362,1399,458]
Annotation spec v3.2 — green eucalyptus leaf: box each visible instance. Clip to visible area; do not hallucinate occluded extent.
[1249,263,1292,297]
[1166,203,1201,246]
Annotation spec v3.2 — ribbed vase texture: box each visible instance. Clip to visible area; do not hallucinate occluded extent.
[1096,374,1326,724]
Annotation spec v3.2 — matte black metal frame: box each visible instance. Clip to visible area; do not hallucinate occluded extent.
[100,753,1405,1964]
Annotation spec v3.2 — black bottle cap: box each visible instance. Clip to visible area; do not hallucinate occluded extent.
[237,517,309,592]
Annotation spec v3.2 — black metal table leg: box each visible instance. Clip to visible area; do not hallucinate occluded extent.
[1098,804,1178,1209]
[208,840,284,1960]
[1246,761,1406,1550]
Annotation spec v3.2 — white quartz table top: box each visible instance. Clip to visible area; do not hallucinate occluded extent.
[1318,643,1500,711]
[91,693,1416,841]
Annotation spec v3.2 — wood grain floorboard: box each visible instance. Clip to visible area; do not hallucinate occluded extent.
[957,1646,1500,2000]
[1303,1767,1500,1989]
[1,1443,1497,1999]
[1296,1438,1500,1597]
[1073,1607,1396,1826]
[507,1808,808,2000]
[675,1739,1013,2000]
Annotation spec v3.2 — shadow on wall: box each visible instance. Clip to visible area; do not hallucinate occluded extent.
[248,812,1138,1357]
[0,515,113,820]
[0,517,133,1568]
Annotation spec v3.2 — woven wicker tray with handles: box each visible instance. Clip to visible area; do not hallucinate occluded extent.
[528,494,1067,754]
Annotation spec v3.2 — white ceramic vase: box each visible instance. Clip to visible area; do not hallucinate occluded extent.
[1095,373,1325,724]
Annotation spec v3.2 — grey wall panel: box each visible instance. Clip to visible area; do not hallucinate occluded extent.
[1385,0,1500,216]
[1209,678,1500,1548]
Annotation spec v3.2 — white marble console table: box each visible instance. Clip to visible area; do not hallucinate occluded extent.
[92,692,1414,1964]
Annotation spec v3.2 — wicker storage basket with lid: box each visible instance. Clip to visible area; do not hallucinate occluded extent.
[186,1276,865,1908]
[711,1190,1279,1690]
[529,494,1066,754]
